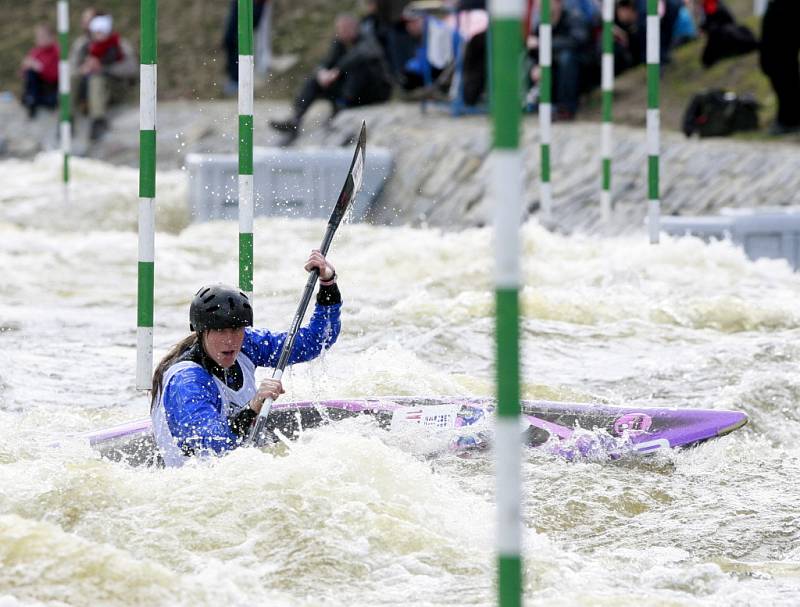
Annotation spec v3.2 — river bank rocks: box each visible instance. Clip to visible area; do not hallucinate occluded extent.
[2,95,799,235]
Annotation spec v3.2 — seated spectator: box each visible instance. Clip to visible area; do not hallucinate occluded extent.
[361,0,416,82]
[72,12,137,141]
[672,0,698,47]
[759,0,800,135]
[527,0,593,120]
[20,23,60,119]
[269,13,393,145]
[398,13,447,94]
[613,0,643,75]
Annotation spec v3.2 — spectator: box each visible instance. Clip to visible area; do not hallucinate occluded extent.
[269,14,393,146]
[361,0,415,81]
[222,0,270,97]
[759,0,800,135]
[527,0,593,120]
[671,0,698,47]
[72,12,137,141]
[20,23,59,119]
[613,0,643,74]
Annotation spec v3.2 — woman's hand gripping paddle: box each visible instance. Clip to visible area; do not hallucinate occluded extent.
[246,121,366,446]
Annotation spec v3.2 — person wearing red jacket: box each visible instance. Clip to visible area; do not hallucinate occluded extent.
[20,24,59,119]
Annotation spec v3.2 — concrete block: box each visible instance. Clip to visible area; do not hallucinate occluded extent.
[186,146,394,222]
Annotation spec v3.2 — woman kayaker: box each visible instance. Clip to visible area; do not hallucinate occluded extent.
[150,250,340,466]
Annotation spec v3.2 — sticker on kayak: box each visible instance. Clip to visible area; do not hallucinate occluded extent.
[390,405,460,431]
[612,413,652,436]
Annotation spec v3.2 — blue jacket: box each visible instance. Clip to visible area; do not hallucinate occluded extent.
[161,301,341,456]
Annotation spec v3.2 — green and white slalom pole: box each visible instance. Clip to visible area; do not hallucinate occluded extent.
[57,0,71,187]
[490,0,523,605]
[137,0,157,389]
[238,0,254,300]
[646,0,660,244]
[539,0,552,222]
[600,0,613,222]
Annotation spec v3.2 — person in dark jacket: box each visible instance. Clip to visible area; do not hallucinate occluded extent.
[527,0,592,119]
[269,13,393,145]
[150,250,341,467]
[759,0,800,135]
[20,24,60,119]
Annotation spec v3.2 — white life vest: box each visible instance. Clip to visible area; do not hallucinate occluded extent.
[151,353,257,467]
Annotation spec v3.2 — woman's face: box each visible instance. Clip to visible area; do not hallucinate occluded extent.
[202,327,245,369]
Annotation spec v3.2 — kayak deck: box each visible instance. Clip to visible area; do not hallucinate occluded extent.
[85,397,749,466]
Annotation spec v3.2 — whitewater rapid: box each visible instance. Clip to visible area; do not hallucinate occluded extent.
[1,153,800,606]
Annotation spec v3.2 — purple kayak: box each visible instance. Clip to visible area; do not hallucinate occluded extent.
[85,397,748,466]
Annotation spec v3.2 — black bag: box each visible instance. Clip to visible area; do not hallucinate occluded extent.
[682,89,760,138]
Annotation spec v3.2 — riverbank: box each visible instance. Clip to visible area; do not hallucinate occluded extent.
[3,94,799,236]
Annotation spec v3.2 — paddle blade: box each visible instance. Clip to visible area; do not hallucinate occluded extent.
[328,121,366,229]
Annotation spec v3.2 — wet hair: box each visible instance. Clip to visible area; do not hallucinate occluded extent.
[150,333,198,410]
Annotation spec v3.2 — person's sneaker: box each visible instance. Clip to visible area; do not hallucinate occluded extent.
[269,118,299,133]
[89,118,108,141]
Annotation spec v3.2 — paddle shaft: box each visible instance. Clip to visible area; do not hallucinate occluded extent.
[246,223,337,444]
[246,121,365,445]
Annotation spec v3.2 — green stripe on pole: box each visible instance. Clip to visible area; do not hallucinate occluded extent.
[647,64,659,109]
[139,130,156,198]
[539,67,552,104]
[540,144,550,182]
[495,288,520,412]
[603,158,611,190]
[59,93,70,122]
[239,232,253,292]
[601,90,612,123]
[238,0,254,55]
[140,0,157,64]
[238,115,254,174]
[489,18,521,149]
[648,155,659,199]
[498,555,522,607]
[137,261,155,326]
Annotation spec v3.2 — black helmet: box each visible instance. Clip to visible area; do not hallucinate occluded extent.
[189,284,253,332]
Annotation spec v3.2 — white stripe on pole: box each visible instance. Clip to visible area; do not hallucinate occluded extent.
[139,65,157,130]
[496,417,522,554]
[137,328,154,386]
[646,109,660,155]
[649,200,660,243]
[647,16,660,64]
[601,122,612,158]
[493,151,522,289]
[238,55,254,116]
[539,25,552,67]
[601,54,613,91]
[138,198,156,262]
[602,0,613,21]
[492,0,524,17]
[57,1,68,28]
[239,175,254,234]
[60,123,71,154]
[58,63,70,95]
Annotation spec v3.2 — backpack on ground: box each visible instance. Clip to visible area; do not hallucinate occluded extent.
[682,89,760,138]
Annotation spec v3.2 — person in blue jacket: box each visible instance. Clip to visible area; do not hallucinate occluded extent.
[150,250,341,466]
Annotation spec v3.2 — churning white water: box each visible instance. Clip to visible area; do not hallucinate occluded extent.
[2,152,800,606]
